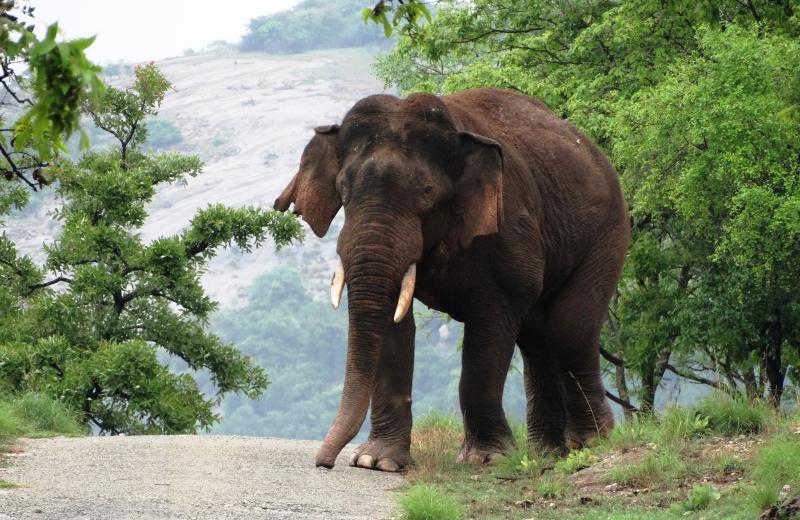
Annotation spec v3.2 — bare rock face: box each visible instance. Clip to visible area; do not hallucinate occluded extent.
[759,496,800,520]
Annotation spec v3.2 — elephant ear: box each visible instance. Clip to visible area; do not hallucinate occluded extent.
[452,131,504,249]
[274,125,341,237]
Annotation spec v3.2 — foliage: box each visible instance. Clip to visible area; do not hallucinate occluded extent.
[397,483,462,520]
[240,0,387,54]
[0,64,304,434]
[374,0,800,409]
[0,2,102,200]
[361,0,432,38]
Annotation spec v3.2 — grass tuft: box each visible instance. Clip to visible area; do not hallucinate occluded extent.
[658,405,709,445]
[408,411,463,482]
[670,484,720,513]
[607,449,687,488]
[750,435,800,511]
[555,448,599,474]
[692,393,773,436]
[9,393,84,437]
[397,483,462,520]
[537,475,569,499]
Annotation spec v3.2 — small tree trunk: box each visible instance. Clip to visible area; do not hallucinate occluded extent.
[615,364,633,420]
[743,368,759,400]
[764,323,785,406]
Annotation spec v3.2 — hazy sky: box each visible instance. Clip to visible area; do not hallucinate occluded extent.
[32,1,302,64]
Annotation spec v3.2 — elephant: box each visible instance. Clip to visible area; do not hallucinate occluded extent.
[274,88,629,472]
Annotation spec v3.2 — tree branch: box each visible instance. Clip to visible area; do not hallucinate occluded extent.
[26,275,73,295]
[605,390,639,413]
[600,346,625,367]
[665,363,719,387]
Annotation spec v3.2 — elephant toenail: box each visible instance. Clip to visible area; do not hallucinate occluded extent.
[376,458,400,472]
[349,452,359,466]
[357,454,375,468]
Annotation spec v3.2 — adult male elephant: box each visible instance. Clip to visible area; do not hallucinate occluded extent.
[274,88,629,472]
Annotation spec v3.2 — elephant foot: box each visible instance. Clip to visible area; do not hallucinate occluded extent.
[457,437,511,465]
[349,438,412,472]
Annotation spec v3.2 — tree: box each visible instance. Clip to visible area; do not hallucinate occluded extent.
[371,0,800,408]
[0,2,102,191]
[0,64,304,433]
[240,0,387,54]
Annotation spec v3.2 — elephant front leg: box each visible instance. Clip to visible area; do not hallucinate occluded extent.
[350,311,415,472]
[457,313,518,464]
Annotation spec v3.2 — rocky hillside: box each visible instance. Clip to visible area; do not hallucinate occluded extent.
[8,48,385,307]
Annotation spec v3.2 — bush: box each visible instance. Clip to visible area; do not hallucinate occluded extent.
[397,483,462,520]
[692,393,773,436]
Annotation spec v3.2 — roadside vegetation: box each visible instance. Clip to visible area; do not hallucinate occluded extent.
[0,393,85,487]
[396,395,800,519]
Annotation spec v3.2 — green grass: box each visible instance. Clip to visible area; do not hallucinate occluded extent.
[607,449,687,488]
[749,435,800,511]
[0,392,85,448]
[669,484,721,513]
[397,399,797,520]
[397,483,462,520]
[692,393,774,436]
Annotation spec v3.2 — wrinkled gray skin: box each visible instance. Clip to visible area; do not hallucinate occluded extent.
[274,88,630,472]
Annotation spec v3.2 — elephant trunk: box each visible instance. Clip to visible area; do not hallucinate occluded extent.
[315,248,401,468]
[315,209,421,468]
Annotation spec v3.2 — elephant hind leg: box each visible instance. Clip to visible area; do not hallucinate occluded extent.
[540,250,621,445]
[516,332,568,454]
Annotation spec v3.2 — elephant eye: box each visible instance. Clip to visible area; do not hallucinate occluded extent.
[424,185,434,196]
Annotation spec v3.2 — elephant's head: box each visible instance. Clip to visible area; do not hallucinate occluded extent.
[274,93,504,467]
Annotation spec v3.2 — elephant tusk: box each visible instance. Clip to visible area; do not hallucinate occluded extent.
[393,264,416,323]
[331,259,345,309]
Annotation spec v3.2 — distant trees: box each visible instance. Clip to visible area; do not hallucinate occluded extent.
[210,266,526,439]
[0,63,304,434]
[371,1,800,408]
[240,0,387,54]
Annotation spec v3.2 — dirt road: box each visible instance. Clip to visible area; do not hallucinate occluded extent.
[0,436,401,520]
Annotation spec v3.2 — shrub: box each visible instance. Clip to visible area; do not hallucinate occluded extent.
[397,483,462,520]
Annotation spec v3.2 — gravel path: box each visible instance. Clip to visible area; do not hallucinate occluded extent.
[0,436,402,520]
